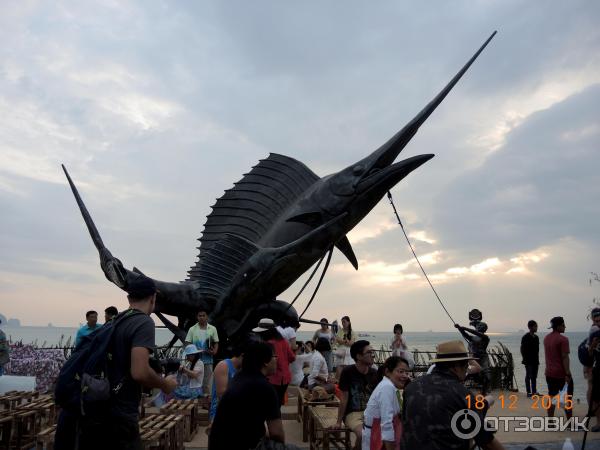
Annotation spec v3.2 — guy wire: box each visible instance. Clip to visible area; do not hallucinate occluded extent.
[386,191,458,327]
[285,252,326,313]
[299,246,334,318]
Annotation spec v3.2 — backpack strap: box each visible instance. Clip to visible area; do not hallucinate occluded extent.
[105,309,147,394]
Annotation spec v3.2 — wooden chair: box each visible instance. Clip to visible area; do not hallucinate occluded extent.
[159,399,198,442]
[298,389,340,442]
[140,413,185,450]
[308,406,351,450]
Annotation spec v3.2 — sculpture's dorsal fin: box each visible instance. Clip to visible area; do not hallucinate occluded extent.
[189,234,259,302]
[187,153,319,281]
[336,236,358,270]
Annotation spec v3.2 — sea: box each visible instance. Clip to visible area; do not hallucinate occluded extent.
[2,326,590,403]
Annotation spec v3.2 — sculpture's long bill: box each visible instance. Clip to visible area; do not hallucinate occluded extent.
[359,31,497,174]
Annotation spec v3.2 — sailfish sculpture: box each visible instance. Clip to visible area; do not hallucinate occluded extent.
[63,32,496,343]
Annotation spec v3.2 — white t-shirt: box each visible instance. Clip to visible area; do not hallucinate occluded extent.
[308,351,328,387]
[180,360,204,389]
[277,326,296,341]
[362,376,401,447]
[289,353,313,386]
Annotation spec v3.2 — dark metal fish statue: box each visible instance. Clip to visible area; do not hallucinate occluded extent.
[63,32,496,342]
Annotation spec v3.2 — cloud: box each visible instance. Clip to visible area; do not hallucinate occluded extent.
[0,1,598,330]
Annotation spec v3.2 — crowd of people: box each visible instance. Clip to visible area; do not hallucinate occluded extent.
[49,284,600,450]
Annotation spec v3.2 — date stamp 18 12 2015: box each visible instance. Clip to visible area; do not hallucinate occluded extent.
[466,394,574,411]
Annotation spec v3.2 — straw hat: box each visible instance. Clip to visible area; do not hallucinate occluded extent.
[430,340,476,363]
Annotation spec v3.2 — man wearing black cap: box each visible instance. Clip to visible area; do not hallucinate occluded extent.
[77,275,177,450]
[543,316,572,419]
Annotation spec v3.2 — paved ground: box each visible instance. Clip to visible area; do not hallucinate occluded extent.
[182,389,600,449]
[505,440,600,449]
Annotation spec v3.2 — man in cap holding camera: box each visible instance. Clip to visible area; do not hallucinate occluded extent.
[402,340,504,450]
[72,275,177,450]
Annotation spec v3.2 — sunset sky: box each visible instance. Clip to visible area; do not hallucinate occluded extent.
[1,1,599,331]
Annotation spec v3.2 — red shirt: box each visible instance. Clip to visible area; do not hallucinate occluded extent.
[544,331,569,378]
[267,338,296,385]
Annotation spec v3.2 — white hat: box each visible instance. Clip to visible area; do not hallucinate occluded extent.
[184,344,201,356]
[252,318,275,332]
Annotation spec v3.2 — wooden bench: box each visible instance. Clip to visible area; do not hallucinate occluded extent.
[36,425,57,450]
[140,428,169,450]
[17,398,56,429]
[0,415,13,450]
[140,413,185,450]
[11,410,39,450]
[308,406,351,450]
[159,399,198,442]
[0,391,39,412]
[297,389,340,442]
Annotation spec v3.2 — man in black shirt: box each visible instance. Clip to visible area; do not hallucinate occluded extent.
[402,340,504,450]
[209,341,285,450]
[72,275,177,450]
[333,340,378,450]
[520,320,539,397]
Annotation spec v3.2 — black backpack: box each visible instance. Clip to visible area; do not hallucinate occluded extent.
[578,338,593,367]
[55,309,144,416]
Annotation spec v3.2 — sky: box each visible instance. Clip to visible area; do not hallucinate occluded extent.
[0,1,599,332]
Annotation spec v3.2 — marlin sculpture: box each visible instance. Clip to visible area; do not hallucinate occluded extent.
[63,32,496,343]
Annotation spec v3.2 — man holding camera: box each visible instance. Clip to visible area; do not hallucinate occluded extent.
[56,275,177,450]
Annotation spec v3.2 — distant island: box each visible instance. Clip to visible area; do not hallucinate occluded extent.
[0,313,21,327]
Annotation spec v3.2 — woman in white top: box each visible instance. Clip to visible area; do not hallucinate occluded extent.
[362,356,410,450]
[334,315,357,379]
[174,344,205,399]
[289,341,313,386]
[308,338,335,393]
